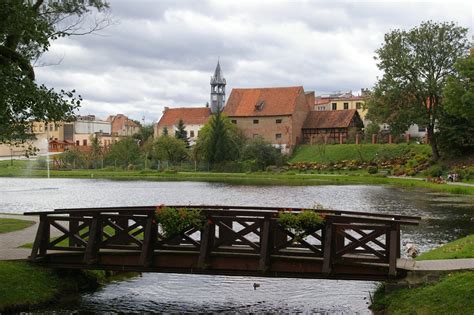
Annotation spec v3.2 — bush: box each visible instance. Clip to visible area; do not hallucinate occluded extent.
[277,210,325,236]
[155,206,205,238]
[367,166,378,174]
[426,165,445,177]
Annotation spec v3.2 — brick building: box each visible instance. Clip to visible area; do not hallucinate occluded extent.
[223,86,313,153]
[154,107,211,145]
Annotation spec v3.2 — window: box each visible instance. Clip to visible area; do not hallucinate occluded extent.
[332,103,337,110]
[55,124,59,131]
[253,119,259,124]
[343,102,349,110]
[317,106,326,111]
[275,133,282,139]
[75,140,80,146]
[418,126,426,132]
[356,102,363,110]
[49,124,53,131]
[276,119,282,124]
[190,130,195,138]
[231,120,237,124]
[83,139,87,146]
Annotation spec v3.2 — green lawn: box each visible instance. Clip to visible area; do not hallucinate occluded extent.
[0,261,62,312]
[0,218,35,234]
[371,271,474,314]
[290,143,431,163]
[417,234,474,260]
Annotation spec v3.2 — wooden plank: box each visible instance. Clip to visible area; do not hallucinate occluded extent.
[388,224,398,277]
[258,217,272,272]
[84,215,102,264]
[30,214,48,261]
[139,214,156,266]
[198,220,215,269]
[322,222,333,275]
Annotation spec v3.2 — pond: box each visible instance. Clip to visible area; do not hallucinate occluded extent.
[1,178,473,313]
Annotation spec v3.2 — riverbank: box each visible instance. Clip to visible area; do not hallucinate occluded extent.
[1,162,473,196]
[0,261,131,313]
[371,233,474,314]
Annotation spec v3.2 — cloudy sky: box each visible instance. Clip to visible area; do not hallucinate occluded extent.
[35,0,473,124]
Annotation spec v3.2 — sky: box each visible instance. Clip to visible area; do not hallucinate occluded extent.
[35,0,473,125]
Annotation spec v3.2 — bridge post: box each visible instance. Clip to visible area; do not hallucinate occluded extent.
[198,218,215,269]
[30,214,49,261]
[322,220,334,275]
[69,213,80,247]
[84,214,102,264]
[259,216,273,272]
[388,223,399,277]
[139,213,157,267]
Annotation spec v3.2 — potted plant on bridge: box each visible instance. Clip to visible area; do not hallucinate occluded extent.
[154,205,205,238]
[277,207,326,239]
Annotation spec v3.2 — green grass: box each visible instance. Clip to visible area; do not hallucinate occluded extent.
[371,271,474,314]
[290,143,431,163]
[0,261,137,312]
[417,234,474,260]
[0,218,35,234]
[0,261,65,312]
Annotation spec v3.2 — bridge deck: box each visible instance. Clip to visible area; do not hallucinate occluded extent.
[25,205,421,281]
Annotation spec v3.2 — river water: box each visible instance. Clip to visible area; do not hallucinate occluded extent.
[1,178,473,314]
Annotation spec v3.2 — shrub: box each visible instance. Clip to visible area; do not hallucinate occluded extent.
[367,166,378,174]
[277,209,325,236]
[155,206,205,238]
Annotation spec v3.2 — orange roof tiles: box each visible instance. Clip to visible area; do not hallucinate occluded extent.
[223,86,304,117]
[303,110,360,129]
[158,107,211,126]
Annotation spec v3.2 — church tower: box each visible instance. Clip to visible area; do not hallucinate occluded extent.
[210,60,226,114]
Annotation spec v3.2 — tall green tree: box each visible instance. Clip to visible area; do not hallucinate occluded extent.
[0,0,110,146]
[367,21,469,160]
[153,135,188,164]
[133,124,154,144]
[174,119,189,148]
[438,54,474,155]
[194,112,244,164]
[105,137,140,169]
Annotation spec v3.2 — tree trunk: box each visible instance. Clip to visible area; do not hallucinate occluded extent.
[427,126,440,161]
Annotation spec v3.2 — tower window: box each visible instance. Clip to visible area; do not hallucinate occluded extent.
[253,119,259,124]
[332,103,337,110]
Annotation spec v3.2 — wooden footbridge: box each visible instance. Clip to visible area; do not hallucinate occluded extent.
[25,206,420,281]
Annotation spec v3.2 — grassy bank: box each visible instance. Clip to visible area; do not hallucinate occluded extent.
[0,218,35,234]
[0,261,136,313]
[371,234,474,314]
[1,160,474,195]
[416,234,474,260]
[371,271,474,314]
[291,143,431,163]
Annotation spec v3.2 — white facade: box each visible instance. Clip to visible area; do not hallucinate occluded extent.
[74,120,111,135]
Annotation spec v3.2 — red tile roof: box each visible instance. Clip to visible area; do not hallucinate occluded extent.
[157,107,211,126]
[303,110,361,129]
[223,86,304,117]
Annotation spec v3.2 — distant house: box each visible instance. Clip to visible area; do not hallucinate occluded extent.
[314,89,369,123]
[223,86,313,153]
[302,109,364,144]
[106,114,140,137]
[154,107,212,145]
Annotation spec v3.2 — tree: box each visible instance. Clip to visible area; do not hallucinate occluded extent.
[241,136,284,170]
[438,54,474,155]
[367,21,469,160]
[89,134,102,168]
[0,0,110,147]
[194,112,244,164]
[153,135,188,164]
[174,119,189,148]
[133,124,154,144]
[105,137,140,169]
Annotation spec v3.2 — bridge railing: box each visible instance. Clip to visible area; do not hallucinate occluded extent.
[24,206,420,277]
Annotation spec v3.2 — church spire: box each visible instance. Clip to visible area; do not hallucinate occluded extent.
[210,60,226,114]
